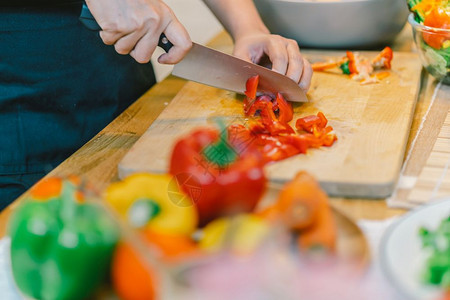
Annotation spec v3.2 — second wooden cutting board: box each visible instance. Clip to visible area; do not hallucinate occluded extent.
[118,51,422,198]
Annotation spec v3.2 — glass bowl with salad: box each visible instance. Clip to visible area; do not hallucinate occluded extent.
[407,1,450,84]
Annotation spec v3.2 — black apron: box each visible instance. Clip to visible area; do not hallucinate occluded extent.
[0,2,157,209]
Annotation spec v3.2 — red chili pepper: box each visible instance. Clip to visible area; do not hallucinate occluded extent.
[169,126,266,226]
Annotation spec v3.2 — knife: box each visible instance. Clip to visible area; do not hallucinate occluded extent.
[79,3,308,103]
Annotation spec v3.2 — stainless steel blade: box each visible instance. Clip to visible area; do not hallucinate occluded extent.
[172,43,308,103]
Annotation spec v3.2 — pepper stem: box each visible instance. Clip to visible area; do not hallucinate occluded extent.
[203,119,238,168]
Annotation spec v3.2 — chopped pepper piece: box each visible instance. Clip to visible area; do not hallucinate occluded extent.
[244,75,295,133]
[312,48,393,84]
[372,46,394,69]
[8,177,120,300]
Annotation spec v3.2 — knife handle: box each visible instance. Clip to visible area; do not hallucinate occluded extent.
[79,2,173,53]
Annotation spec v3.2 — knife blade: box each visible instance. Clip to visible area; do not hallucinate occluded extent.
[172,43,308,103]
[79,3,308,103]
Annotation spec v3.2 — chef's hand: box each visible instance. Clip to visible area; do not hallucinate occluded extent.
[233,33,312,92]
[85,0,192,64]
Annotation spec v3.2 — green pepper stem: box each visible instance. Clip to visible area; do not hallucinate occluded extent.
[202,119,237,168]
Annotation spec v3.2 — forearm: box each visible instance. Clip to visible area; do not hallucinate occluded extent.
[202,0,269,41]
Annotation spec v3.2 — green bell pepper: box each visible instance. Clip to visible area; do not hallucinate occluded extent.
[8,177,120,300]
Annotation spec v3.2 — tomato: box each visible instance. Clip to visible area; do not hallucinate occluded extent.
[423,7,450,49]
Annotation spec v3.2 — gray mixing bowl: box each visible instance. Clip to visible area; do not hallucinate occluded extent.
[254,0,410,49]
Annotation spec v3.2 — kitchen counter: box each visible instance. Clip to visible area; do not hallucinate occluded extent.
[0,26,446,236]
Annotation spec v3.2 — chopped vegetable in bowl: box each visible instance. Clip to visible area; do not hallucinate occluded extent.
[407,0,450,83]
[419,215,450,289]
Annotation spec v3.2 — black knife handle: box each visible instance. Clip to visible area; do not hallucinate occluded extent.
[79,2,173,53]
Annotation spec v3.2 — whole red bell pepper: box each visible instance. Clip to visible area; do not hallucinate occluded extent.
[169,125,266,226]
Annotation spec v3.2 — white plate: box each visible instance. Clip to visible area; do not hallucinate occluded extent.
[380,197,450,300]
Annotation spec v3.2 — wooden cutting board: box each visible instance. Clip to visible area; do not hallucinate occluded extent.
[118,51,422,198]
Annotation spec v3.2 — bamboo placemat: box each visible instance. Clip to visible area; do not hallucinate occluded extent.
[388,80,450,208]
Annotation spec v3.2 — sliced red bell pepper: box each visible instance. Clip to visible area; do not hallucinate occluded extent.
[295,115,321,133]
[244,76,294,131]
[234,78,338,166]
[276,93,293,123]
[321,133,338,147]
[247,99,294,135]
[296,112,329,133]
[317,111,328,128]
[295,112,337,148]
[245,75,259,100]
[169,126,266,226]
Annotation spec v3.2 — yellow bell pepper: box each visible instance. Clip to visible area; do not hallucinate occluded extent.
[104,173,198,236]
[199,214,270,255]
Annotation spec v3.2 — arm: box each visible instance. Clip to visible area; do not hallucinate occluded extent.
[86,0,192,64]
[203,0,312,91]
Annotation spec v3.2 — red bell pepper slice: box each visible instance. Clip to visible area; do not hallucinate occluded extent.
[322,133,338,147]
[244,76,294,128]
[317,111,328,128]
[247,98,294,135]
[295,115,321,133]
[245,75,259,99]
[276,93,293,123]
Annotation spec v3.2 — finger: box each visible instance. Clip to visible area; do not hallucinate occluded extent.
[265,36,288,75]
[285,41,304,84]
[99,19,138,46]
[158,19,192,64]
[299,58,313,92]
[129,31,160,64]
[232,46,253,63]
[100,30,129,46]
[114,27,147,55]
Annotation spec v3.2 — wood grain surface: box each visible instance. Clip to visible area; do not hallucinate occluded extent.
[118,51,422,199]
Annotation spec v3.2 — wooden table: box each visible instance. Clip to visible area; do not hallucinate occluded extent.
[0,26,445,236]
